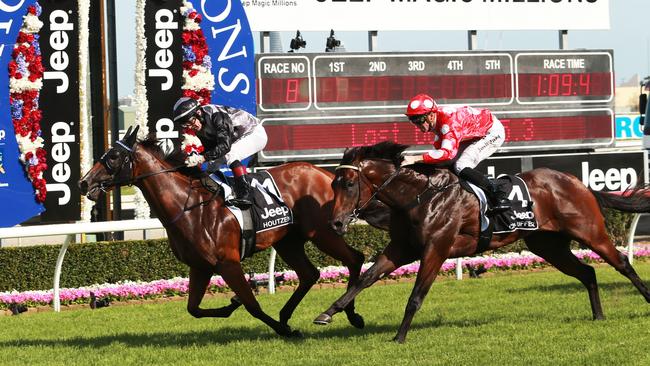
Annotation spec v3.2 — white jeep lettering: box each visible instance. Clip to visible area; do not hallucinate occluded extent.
[46,121,75,205]
[43,9,74,94]
[147,8,177,91]
[581,161,637,191]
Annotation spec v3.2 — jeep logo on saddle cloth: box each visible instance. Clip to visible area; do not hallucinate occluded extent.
[40,0,81,221]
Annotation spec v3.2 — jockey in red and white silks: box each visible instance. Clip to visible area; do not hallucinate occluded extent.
[420,105,505,173]
[402,93,510,212]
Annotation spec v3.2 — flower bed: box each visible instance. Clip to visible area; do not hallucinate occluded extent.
[2,247,649,311]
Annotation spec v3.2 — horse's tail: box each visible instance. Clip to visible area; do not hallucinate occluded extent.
[591,188,650,213]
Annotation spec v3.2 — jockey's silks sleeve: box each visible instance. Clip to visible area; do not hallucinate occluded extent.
[420,106,495,164]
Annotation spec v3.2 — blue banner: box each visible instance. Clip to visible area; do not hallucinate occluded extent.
[0,0,44,227]
[192,0,255,173]
[195,0,256,115]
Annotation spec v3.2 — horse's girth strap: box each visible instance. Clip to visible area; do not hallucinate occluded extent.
[335,165,360,171]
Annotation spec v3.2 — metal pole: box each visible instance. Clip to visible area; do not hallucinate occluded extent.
[260,31,270,53]
[268,248,277,294]
[53,234,75,312]
[627,213,641,264]
[368,30,378,51]
[467,30,477,50]
[558,30,568,50]
[89,0,109,240]
[106,0,122,237]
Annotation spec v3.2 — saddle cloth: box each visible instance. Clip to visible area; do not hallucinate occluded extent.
[208,171,294,234]
[465,174,538,234]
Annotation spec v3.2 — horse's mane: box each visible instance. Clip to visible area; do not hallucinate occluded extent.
[341,141,409,167]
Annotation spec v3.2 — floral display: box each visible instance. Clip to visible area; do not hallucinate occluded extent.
[8,3,47,203]
[2,247,649,311]
[179,1,214,165]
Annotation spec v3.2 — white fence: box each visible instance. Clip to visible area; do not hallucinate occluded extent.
[0,215,642,312]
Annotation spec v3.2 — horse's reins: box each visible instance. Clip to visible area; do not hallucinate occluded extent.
[99,141,218,226]
[336,163,401,224]
[336,162,456,222]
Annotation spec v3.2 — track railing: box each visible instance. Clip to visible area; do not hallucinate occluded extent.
[0,214,641,312]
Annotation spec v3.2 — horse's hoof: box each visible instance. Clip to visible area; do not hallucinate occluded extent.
[313,313,332,325]
[347,313,365,329]
[289,329,303,338]
[392,335,406,344]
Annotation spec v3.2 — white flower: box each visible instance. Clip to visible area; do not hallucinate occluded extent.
[182,69,215,91]
[9,78,42,93]
[22,14,43,33]
[184,19,200,31]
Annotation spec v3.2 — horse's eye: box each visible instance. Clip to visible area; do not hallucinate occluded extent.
[109,152,120,160]
[346,180,355,188]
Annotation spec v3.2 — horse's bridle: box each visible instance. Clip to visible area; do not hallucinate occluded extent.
[335,162,402,224]
[335,161,457,223]
[98,141,183,192]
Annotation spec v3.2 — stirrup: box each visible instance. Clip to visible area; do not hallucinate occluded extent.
[228,198,252,209]
[488,202,510,214]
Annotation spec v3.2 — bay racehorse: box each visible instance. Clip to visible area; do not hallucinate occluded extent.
[314,141,650,343]
[78,126,389,337]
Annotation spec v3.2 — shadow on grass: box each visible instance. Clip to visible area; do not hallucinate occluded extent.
[505,280,643,295]
[0,316,492,348]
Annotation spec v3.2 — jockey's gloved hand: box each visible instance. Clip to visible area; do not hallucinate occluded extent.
[185,154,206,168]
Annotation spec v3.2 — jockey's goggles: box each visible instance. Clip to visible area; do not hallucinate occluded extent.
[408,114,428,126]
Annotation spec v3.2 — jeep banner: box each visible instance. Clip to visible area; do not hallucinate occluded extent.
[40,0,81,222]
[193,0,256,113]
[476,151,647,193]
[144,0,183,154]
[143,0,256,152]
[0,1,45,227]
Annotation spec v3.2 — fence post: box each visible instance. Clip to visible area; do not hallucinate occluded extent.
[267,248,277,294]
[627,213,642,265]
[53,234,76,312]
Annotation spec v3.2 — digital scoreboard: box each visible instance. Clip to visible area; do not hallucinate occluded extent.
[255,50,614,162]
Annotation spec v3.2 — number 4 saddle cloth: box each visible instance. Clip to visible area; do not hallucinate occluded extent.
[461,174,538,252]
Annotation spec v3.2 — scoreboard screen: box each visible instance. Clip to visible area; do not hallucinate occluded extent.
[256,50,614,162]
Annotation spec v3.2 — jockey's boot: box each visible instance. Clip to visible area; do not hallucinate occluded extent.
[229,160,252,209]
[458,167,510,214]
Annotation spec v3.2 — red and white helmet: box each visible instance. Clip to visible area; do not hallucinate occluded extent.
[405,94,437,116]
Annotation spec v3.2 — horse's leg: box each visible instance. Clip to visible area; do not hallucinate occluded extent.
[311,228,366,329]
[314,240,416,325]
[216,260,301,338]
[187,267,242,318]
[272,232,320,327]
[569,224,650,305]
[392,243,449,343]
[524,232,605,320]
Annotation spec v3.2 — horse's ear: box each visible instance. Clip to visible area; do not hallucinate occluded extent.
[122,126,133,142]
[124,125,139,147]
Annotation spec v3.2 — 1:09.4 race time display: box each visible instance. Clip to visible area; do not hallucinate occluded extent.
[255,50,614,162]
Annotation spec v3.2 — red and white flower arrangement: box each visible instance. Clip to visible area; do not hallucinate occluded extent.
[8,3,47,203]
[179,1,214,166]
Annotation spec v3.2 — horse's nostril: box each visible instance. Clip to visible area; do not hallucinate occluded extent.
[333,221,343,229]
[78,180,88,193]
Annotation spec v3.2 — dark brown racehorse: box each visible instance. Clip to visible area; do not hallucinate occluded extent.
[78,126,389,337]
[314,141,650,343]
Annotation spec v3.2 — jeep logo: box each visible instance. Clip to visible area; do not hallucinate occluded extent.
[581,161,637,191]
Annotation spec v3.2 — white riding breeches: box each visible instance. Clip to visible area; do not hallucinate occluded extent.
[453,117,505,174]
[224,123,268,165]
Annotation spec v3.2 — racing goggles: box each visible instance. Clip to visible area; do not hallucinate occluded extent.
[408,114,428,126]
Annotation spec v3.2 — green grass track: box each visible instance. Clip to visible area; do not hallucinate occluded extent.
[1,262,650,366]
